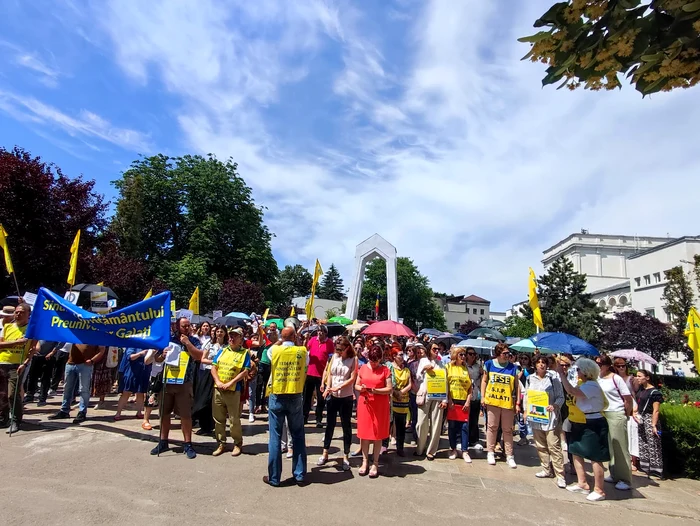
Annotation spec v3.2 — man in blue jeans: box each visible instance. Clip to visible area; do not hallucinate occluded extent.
[263,327,309,487]
[49,344,105,424]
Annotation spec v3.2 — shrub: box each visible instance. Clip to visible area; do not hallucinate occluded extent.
[659,376,700,391]
[660,404,700,480]
[661,388,700,404]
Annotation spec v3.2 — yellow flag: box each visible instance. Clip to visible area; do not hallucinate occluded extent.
[684,307,700,373]
[528,267,544,331]
[305,259,323,321]
[262,307,270,321]
[188,286,200,315]
[170,300,176,314]
[305,296,314,319]
[0,224,14,275]
[97,281,104,286]
[143,288,153,300]
[67,230,81,286]
[290,306,295,317]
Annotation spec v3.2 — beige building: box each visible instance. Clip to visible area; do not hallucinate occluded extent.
[433,294,490,331]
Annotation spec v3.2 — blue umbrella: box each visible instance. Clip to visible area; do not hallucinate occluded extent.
[226,312,251,320]
[419,328,444,337]
[529,332,599,356]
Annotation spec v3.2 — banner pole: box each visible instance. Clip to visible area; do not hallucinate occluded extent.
[158,364,167,457]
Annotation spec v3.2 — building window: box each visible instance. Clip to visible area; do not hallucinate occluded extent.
[480,309,484,315]
[454,322,460,330]
[644,275,651,285]
[634,277,641,287]
[653,272,661,283]
[472,308,477,314]
[645,308,655,318]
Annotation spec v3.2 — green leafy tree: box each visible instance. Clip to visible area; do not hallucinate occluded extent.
[662,265,696,359]
[269,264,314,309]
[599,310,675,362]
[159,254,221,313]
[359,257,446,331]
[217,279,265,315]
[502,315,538,339]
[521,0,700,95]
[521,257,604,342]
[318,263,344,300]
[324,307,340,319]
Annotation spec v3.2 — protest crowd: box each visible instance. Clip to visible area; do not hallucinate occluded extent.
[0,302,665,502]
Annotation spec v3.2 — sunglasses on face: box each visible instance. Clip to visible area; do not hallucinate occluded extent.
[458,353,466,357]
[466,352,476,356]
[614,364,626,368]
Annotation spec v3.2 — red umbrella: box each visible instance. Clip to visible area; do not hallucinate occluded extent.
[362,320,415,337]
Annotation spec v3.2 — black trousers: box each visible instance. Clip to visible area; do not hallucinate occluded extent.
[51,352,69,391]
[468,399,481,445]
[303,375,325,424]
[323,395,353,454]
[256,362,271,410]
[27,355,53,401]
[393,411,407,452]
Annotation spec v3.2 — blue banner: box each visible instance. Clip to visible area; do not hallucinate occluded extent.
[26,287,172,350]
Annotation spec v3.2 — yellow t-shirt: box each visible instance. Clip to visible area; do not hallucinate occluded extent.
[446,363,472,401]
[0,323,29,365]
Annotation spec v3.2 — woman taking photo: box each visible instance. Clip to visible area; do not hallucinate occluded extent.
[446,347,472,462]
[524,356,565,488]
[355,344,392,478]
[481,343,519,468]
[596,355,633,491]
[557,358,609,502]
[319,336,357,471]
[390,348,412,456]
[415,343,447,460]
[634,369,664,478]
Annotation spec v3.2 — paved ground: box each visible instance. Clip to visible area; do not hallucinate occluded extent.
[3,395,700,525]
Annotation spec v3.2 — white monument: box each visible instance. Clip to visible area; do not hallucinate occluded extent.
[344,234,398,321]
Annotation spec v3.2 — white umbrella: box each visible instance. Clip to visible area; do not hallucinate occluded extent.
[611,349,658,365]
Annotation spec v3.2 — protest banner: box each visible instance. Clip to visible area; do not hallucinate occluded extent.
[91,291,110,314]
[526,390,550,425]
[426,368,447,400]
[26,287,171,350]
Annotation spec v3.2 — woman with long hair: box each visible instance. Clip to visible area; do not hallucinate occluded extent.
[464,347,483,450]
[318,336,357,471]
[614,357,640,472]
[415,343,447,460]
[390,347,412,456]
[634,369,664,478]
[406,343,423,444]
[446,346,473,463]
[191,324,220,435]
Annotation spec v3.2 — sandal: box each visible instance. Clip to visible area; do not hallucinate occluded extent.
[114,415,123,421]
[359,463,369,476]
[141,422,153,430]
[135,412,144,419]
[369,465,379,478]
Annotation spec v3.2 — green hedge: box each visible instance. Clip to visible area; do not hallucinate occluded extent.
[659,375,700,391]
[660,404,700,480]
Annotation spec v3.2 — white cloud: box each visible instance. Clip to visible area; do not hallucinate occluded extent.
[0,41,60,87]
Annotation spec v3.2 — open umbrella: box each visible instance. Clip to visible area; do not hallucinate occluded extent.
[480,319,505,329]
[1,296,21,307]
[328,316,353,326]
[70,283,118,299]
[455,338,497,356]
[191,314,213,325]
[226,312,251,320]
[213,316,247,328]
[301,323,346,338]
[264,318,285,328]
[530,332,599,356]
[418,328,443,337]
[509,338,557,355]
[346,322,368,332]
[611,349,658,365]
[363,320,415,337]
[467,327,506,341]
[432,334,464,348]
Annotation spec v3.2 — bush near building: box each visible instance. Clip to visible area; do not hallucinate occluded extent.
[660,403,700,480]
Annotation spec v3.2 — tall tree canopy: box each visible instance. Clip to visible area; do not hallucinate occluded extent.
[521,0,700,95]
[318,263,344,300]
[662,265,696,360]
[269,264,314,309]
[359,257,446,331]
[0,146,108,295]
[502,315,538,339]
[521,257,604,342]
[599,310,675,362]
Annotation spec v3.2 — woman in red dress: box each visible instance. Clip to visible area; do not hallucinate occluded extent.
[355,344,392,478]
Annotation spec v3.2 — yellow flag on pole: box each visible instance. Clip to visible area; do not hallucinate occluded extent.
[97,281,104,286]
[684,307,700,373]
[305,259,323,320]
[0,224,14,275]
[262,307,270,322]
[290,306,295,317]
[67,230,81,286]
[143,288,153,300]
[528,267,544,331]
[188,286,200,315]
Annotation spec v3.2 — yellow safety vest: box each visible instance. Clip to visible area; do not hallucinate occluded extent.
[215,346,249,387]
[446,363,472,401]
[269,345,307,395]
[0,323,29,365]
[392,366,410,414]
[484,367,516,410]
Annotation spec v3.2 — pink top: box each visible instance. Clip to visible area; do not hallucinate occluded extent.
[307,336,334,378]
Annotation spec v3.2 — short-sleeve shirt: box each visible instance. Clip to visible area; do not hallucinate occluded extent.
[212,346,251,392]
[636,388,663,414]
[576,380,605,419]
[598,374,630,412]
[307,336,334,378]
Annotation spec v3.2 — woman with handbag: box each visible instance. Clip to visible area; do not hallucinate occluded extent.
[415,343,447,460]
[634,369,664,478]
[446,347,472,463]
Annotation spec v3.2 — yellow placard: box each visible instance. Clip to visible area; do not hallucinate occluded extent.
[165,345,189,385]
[426,368,447,400]
[526,389,550,424]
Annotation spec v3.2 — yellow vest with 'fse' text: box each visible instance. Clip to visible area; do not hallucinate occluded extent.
[270,345,307,395]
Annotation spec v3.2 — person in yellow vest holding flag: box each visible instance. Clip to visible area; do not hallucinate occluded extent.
[0,303,35,433]
[211,328,251,457]
[263,326,309,487]
[481,342,520,468]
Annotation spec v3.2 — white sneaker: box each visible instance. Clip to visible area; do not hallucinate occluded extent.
[535,470,553,478]
[556,477,567,489]
[615,481,631,491]
[604,475,614,483]
[448,451,457,460]
[456,443,462,451]
[566,484,590,495]
[586,491,606,502]
[248,414,255,423]
[286,450,293,459]
[506,456,517,469]
[317,456,327,466]
[48,389,56,397]
[463,452,472,463]
[473,443,484,452]
[487,452,496,465]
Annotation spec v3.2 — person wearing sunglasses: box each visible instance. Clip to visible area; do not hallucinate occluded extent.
[464,347,483,451]
[481,343,519,468]
[613,358,640,472]
[446,347,473,462]
[415,343,447,460]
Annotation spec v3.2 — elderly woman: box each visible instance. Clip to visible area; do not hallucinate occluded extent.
[446,346,473,462]
[524,356,565,488]
[596,354,633,491]
[355,344,392,478]
[634,369,664,478]
[481,343,519,468]
[415,343,447,460]
[557,358,609,502]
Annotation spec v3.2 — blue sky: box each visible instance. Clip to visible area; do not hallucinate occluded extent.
[1,0,698,311]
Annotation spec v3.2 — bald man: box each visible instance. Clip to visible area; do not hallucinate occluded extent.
[263,327,309,487]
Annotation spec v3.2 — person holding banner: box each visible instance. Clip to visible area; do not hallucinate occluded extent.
[150,317,204,459]
[524,356,566,488]
[415,344,447,461]
[0,303,34,432]
[446,347,473,463]
[481,343,519,468]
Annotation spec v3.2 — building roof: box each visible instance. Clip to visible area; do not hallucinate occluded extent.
[590,281,631,295]
[445,294,490,304]
[541,232,670,256]
[627,235,700,260]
